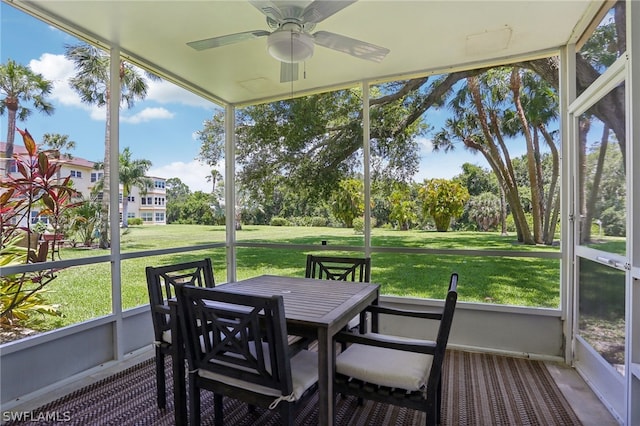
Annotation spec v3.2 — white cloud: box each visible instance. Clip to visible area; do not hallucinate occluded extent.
[29,53,82,108]
[147,79,218,109]
[28,53,194,122]
[121,107,174,124]
[30,53,107,122]
[149,159,218,193]
[417,136,434,154]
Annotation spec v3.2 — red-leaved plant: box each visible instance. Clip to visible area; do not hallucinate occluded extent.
[1,128,80,327]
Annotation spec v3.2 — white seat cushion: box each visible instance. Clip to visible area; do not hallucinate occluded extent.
[198,344,318,401]
[336,336,433,391]
[161,329,171,344]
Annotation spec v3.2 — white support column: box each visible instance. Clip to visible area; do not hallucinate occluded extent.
[362,81,371,257]
[109,46,123,360]
[626,0,640,423]
[559,43,576,365]
[225,104,237,283]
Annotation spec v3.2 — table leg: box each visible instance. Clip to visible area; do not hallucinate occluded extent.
[317,328,335,426]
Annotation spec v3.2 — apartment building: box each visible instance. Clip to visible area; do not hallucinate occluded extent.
[1,143,166,226]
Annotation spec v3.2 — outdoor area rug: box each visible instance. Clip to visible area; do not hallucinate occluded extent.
[3,351,581,425]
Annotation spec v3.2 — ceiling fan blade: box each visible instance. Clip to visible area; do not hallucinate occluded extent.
[187,30,270,51]
[313,31,390,62]
[302,0,357,24]
[280,62,299,83]
[248,0,286,23]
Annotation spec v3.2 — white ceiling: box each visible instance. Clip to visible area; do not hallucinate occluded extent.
[9,0,602,107]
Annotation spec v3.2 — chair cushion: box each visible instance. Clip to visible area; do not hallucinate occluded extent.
[347,315,360,331]
[198,344,318,401]
[161,329,171,344]
[336,337,433,391]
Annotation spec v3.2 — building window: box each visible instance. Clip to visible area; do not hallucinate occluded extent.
[30,211,50,225]
[118,193,123,203]
[127,196,135,202]
[154,180,165,189]
[127,212,136,218]
[155,212,165,222]
[154,197,165,206]
[90,172,103,183]
[141,212,153,222]
[70,170,82,178]
[141,196,153,205]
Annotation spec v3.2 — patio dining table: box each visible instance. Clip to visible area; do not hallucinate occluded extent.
[171,274,380,426]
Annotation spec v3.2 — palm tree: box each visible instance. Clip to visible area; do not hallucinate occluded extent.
[119,147,152,228]
[42,133,76,160]
[42,133,77,183]
[206,169,222,193]
[65,43,156,248]
[514,69,560,244]
[433,70,532,243]
[0,59,54,175]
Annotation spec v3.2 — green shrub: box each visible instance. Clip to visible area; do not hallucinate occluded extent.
[311,216,328,227]
[128,217,143,226]
[600,207,625,237]
[353,217,377,234]
[288,216,313,227]
[269,217,290,226]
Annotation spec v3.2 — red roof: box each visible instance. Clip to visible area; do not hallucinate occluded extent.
[1,142,96,168]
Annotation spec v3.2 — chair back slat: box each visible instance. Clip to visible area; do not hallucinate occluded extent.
[426,272,458,394]
[145,259,215,339]
[175,285,294,395]
[305,255,371,282]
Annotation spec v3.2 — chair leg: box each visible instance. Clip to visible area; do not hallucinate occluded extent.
[280,403,294,426]
[155,349,166,409]
[437,378,442,425]
[426,388,437,426]
[426,404,437,426]
[189,378,201,426]
[213,394,224,426]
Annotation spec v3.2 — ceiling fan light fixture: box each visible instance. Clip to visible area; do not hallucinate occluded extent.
[267,29,314,63]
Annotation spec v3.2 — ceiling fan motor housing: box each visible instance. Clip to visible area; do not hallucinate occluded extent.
[267,23,314,63]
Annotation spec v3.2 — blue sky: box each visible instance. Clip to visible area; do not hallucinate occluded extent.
[1,3,498,192]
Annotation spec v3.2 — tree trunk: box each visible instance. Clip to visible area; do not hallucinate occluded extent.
[539,125,560,245]
[491,110,528,242]
[467,76,534,244]
[99,96,111,249]
[511,68,542,244]
[584,124,609,243]
[122,191,129,228]
[3,98,18,176]
[578,119,590,244]
[499,184,508,236]
[434,214,451,232]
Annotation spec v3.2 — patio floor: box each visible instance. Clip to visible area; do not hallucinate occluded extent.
[1,346,618,425]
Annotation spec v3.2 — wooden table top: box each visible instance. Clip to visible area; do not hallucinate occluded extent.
[217,275,380,329]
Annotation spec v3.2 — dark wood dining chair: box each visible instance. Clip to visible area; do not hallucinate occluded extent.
[145,258,215,409]
[334,273,458,426]
[305,254,371,282]
[304,254,372,345]
[174,284,319,426]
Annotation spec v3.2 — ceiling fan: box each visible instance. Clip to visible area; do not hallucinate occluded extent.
[187,0,390,83]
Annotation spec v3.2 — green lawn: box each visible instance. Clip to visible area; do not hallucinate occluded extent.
[26,224,563,332]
